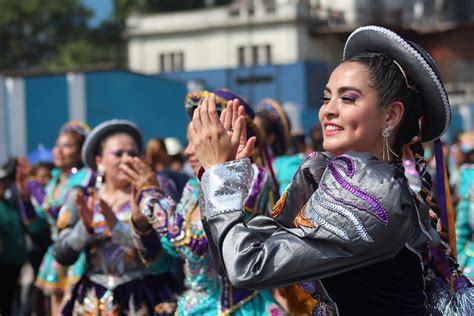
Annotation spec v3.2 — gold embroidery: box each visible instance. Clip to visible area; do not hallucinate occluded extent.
[271,191,288,218]
[293,205,315,228]
[56,209,71,229]
[154,302,177,313]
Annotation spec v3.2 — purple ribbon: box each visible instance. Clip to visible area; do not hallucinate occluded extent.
[245,166,266,209]
[434,140,449,230]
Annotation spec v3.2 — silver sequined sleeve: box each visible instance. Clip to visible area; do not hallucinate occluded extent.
[200,159,250,220]
[200,153,428,289]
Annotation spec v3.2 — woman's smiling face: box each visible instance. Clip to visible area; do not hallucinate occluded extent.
[319,62,387,158]
[53,133,82,170]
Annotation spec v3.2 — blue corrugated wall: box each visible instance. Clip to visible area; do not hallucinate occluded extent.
[18,70,189,155]
[85,70,189,144]
[25,75,69,151]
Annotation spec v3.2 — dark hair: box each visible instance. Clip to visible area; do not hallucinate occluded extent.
[61,131,86,149]
[346,53,423,155]
[255,112,290,156]
[34,161,54,173]
[144,138,169,169]
[0,158,18,183]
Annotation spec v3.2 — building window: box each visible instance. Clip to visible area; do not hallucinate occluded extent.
[229,9,240,17]
[265,45,272,64]
[248,5,255,16]
[252,46,259,65]
[237,45,272,66]
[159,52,184,73]
[263,0,276,13]
[238,46,246,67]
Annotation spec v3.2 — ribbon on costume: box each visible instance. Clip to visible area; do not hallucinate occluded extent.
[434,139,457,259]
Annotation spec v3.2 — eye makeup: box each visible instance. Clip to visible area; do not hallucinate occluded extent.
[320,96,331,103]
[108,150,138,158]
[341,92,360,103]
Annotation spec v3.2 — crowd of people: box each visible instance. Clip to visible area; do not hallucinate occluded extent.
[0,25,473,315]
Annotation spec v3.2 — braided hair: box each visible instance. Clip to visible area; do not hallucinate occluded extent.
[346,53,431,202]
[347,53,463,286]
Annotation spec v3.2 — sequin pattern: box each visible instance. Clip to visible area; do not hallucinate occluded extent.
[318,185,373,242]
[201,160,251,219]
[298,281,317,293]
[306,192,350,240]
[328,156,389,225]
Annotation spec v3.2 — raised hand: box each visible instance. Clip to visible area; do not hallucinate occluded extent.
[98,198,118,231]
[189,93,256,170]
[15,157,32,200]
[130,186,152,233]
[76,189,94,232]
[225,100,257,161]
[119,156,159,191]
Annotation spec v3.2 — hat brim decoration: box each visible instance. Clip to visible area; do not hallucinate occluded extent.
[212,89,264,143]
[60,120,91,138]
[185,90,211,118]
[213,89,255,119]
[343,25,451,142]
[82,119,143,171]
[256,98,291,153]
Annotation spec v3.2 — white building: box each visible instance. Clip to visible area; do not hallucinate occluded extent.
[125,0,366,75]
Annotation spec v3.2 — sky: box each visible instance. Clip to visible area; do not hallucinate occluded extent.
[83,0,113,27]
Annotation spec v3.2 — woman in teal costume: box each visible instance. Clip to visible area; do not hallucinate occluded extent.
[16,121,93,315]
[254,98,303,197]
[53,119,179,315]
[128,91,284,315]
[455,132,474,280]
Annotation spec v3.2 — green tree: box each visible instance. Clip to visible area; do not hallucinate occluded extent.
[114,0,232,17]
[0,0,234,72]
[0,0,93,71]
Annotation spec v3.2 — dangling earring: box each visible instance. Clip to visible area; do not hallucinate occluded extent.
[96,164,105,191]
[382,126,399,161]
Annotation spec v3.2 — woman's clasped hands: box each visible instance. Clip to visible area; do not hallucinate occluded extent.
[189,93,256,170]
[119,156,157,233]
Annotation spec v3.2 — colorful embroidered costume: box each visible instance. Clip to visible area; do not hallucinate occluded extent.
[134,174,284,315]
[52,175,179,315]
[456,164,474,279]
[19,167,93,293]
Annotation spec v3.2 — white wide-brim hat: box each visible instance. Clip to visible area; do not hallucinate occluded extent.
[82,119,143,171]
[343,25,451,142]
